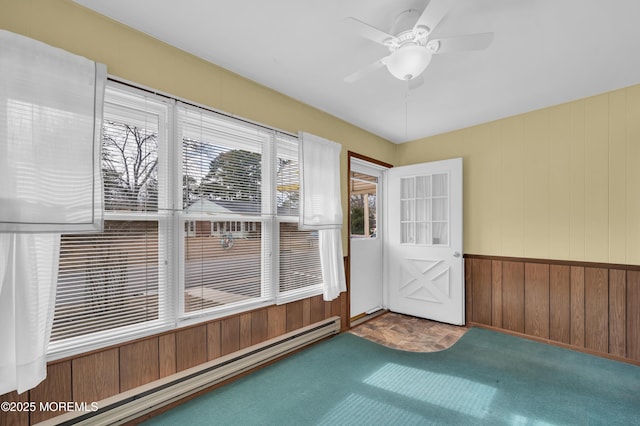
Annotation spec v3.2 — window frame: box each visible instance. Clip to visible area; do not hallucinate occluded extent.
[48,80,324,360]
[48,83,175,360]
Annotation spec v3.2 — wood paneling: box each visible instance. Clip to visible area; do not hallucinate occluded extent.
[30,361,71,423]
[524,263,550,339]
[627,271,640,360]
[159,333,177,377]
[502,261,525,333]
[330,296,342,319]
[286,300,304,332]
[324,299,333,318]
[221,316,240,356]
[549,265,571,344]
[239,313,252,350]
[175,325,207,371]
[302,299,312,326]
[267,304,286,339]
[72,348,119,402]
[465,258,473,321]
[570,266,585,347]
[309,295,325,324]
[584,267,608,353]
[609,270,626,357]
[251,309,268,345]
[0,390,28,426]
[119,338,159,392]
[471,258,493,325]
[206,321,221,361]
[491,260,503,328]
[340,293,349,331]
[465,254,640,364]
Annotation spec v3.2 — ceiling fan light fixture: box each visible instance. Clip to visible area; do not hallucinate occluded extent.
[386,44,432,80]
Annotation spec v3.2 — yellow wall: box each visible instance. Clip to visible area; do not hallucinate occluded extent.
[397,85,640,265]
[0,0,396,250]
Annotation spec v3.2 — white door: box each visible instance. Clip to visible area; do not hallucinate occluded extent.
[386,157,464,325]
[350,158,386,318]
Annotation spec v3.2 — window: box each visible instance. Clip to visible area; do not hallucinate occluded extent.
[50,84,170,357]
[179,102,271,317]
[49,82,323,357]
[400,173,449,245]
[276,134,322,302]
[350,171,378,238]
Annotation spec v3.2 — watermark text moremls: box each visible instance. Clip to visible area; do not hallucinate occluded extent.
[1,401,99,412]
[39,401,99,412]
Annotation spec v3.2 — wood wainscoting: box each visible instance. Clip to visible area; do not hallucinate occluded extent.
[0,258,349,426]
[465,255,640,364]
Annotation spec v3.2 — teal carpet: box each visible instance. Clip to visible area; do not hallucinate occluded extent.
[145,328,640,425]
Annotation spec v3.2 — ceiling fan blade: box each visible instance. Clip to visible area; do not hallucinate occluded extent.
[429,32,494,54]
[343,17,396,46]
[414,0,451,34]
[344,58,387,83]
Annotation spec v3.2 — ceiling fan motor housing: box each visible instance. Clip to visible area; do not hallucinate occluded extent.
[390,9,422,35]
[386,9,430,52]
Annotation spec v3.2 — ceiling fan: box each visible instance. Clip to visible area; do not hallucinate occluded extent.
[344,0,494,86]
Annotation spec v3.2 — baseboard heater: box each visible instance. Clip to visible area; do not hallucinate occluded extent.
[39,316,341,426]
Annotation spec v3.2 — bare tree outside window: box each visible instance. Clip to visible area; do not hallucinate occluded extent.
[102,121,158,212]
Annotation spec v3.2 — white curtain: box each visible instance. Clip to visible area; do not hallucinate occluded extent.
[0,31,106,394]
[0,234,60,394]
[299,132,346,301]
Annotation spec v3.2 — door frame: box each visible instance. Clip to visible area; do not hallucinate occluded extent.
[347,151,393,328]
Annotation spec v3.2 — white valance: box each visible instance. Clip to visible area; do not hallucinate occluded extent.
[0,30,106,233]
[298,132,343,230]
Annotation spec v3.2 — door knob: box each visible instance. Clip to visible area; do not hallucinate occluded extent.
[453,251,461,258]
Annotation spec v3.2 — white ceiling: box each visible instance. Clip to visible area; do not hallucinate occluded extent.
[74,0,640,143]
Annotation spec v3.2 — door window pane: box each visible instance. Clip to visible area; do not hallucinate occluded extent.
[401,177,414,198]
[433,222,448,245]
[433,173,448,196]
[399,172,449,246]
[432,198,448,221]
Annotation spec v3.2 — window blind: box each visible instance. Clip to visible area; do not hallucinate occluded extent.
[51,220,162,341]
[49,84,171,356]
[179,103,272,315]
[102,85,169,213]
[279,223,322,294]
[179,103,266,214]
[183,219,265,313]
[276,134,322,301]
